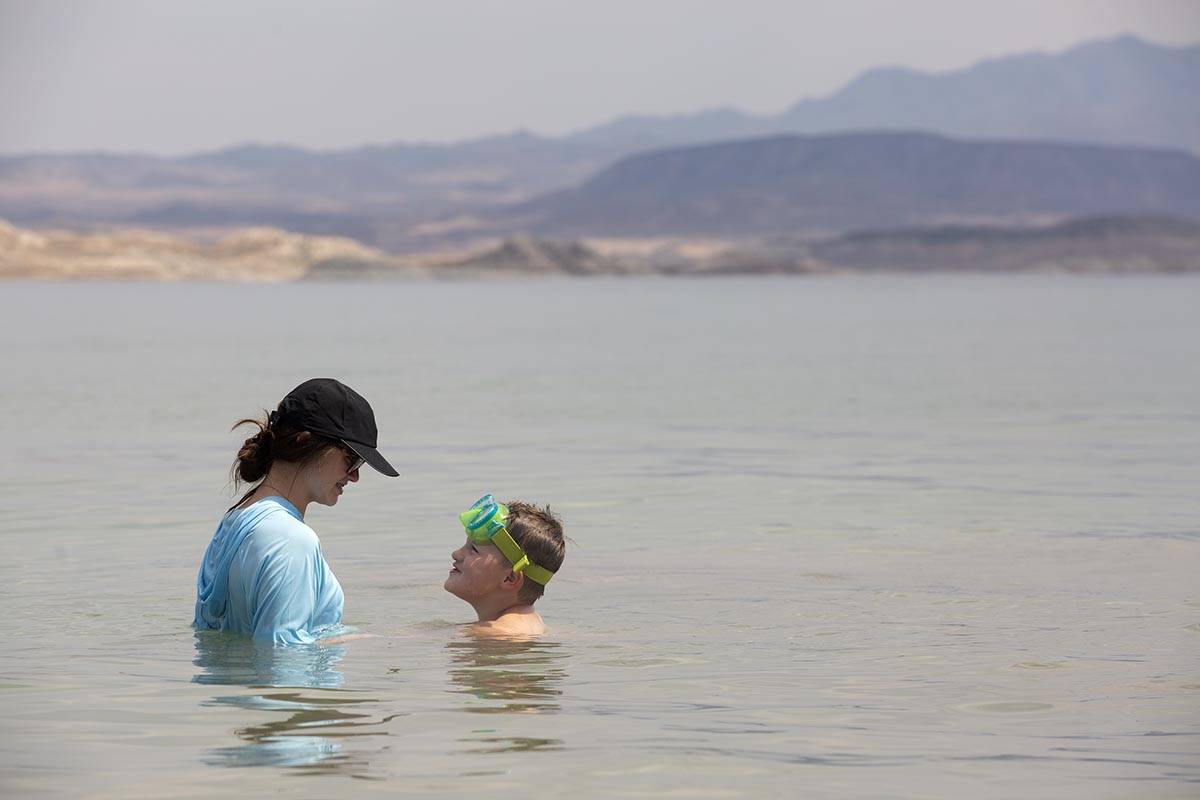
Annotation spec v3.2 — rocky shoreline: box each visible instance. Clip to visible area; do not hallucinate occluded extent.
[3,216,1197,281]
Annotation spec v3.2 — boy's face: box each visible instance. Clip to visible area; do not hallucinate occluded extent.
[445,538,513,602]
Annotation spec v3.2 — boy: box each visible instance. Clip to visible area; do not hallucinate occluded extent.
[445,494,566,636]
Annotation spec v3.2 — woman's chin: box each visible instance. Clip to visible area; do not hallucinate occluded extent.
[312,493,339,508]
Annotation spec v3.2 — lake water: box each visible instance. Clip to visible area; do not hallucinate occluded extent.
[1,276,1198,798]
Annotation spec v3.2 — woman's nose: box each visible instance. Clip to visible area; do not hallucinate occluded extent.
[348,468,360,482]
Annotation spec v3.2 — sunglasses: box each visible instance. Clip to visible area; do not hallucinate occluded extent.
[338,442,365,474]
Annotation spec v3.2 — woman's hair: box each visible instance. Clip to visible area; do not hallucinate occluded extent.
[504,501,567,604]
[229,408,340,506]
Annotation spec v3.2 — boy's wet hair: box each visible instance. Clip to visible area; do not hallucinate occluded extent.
[504,501,566,604]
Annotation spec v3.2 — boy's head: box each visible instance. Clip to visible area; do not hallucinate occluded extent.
[445,496,566,607]
[503,501,566,603]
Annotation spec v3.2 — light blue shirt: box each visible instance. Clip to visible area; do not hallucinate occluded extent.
[193,497,344,644]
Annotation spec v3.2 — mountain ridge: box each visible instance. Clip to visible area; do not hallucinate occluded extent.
[514,131,1200,236]
[569,34,1200,154]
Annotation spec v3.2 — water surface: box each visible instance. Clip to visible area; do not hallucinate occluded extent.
[1,276,1198,797]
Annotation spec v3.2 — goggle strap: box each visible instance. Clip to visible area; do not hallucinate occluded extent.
[491,529,529,571]
[491,529,554,586]
[521,562,555,586]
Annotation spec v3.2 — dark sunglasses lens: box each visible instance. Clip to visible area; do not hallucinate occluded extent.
[342,448,364,472]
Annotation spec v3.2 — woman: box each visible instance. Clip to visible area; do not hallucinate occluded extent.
[193,378,398,644]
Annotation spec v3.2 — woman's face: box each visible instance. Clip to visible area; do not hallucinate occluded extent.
[306,445,361,507]
[445,538,510,601]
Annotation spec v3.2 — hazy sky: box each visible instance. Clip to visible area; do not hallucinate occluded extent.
[1,0,1197,155]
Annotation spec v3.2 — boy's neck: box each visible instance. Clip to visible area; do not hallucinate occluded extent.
[471,595,537,624]
[469,599,545,636]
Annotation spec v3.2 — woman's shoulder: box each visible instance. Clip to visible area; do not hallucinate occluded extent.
[234,498,318,549]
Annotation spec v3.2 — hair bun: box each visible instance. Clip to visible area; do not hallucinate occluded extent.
[257,427,275,457]
[235,423,275,483]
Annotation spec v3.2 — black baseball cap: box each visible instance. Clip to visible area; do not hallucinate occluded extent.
[276,378,399,477]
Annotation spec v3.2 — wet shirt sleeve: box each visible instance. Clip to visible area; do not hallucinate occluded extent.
[244,518,337,645]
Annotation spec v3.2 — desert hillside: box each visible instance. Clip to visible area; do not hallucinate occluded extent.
[0,221,406,281]
[4,216,1197,280]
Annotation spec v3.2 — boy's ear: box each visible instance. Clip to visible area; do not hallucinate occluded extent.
[501,570,525,593]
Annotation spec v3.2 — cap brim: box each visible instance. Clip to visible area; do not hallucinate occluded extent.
[341,439,400,477]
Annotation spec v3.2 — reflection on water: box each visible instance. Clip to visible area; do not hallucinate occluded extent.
[193,632,390,773]
[446,636,568,714]
[446,636,569,754]
[461,735,564,754]
[193,630,346,689]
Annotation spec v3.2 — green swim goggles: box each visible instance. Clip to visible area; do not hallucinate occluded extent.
[459,494,555,586]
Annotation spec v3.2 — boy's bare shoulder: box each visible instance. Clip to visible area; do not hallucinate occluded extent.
[468,613,546,638]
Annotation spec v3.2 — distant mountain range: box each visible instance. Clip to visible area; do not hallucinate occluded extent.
[0,132,615,234]
[1,35,1197,248]
[571,35,1200,155]
[514,132,1200,236]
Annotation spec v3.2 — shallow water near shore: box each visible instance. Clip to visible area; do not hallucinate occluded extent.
[1,276,1198,798]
